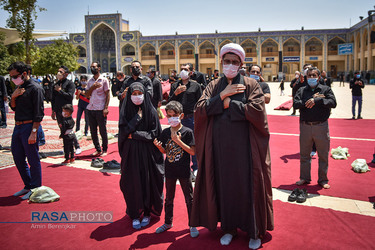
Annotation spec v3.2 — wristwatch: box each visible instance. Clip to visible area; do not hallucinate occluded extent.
[32,128,37,133]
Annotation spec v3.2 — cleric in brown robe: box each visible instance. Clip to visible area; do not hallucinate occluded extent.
[190,43,273,249]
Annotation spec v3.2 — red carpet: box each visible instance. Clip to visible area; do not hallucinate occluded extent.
[0,163,374,249]
[273,99,293,110]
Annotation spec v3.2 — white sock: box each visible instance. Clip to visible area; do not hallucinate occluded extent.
[249,238,261,249]
[220,233,233,245]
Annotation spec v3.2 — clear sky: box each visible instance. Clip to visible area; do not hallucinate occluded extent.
[0,0,374,38]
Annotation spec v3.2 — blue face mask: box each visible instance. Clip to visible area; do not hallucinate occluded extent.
[250,74,260,81]
[307,78,318,88]
[356,74,361,79]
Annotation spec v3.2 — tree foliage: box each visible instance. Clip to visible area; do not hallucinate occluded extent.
[1,0,46,64]
[33,39,79,75]
[0,32,14,75]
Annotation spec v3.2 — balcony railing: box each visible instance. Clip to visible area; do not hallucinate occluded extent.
[305,50,322,56]
[261,51,278,56]
[141,55,155,60]
[160,54,175,60]
[199,53,215,58]
[180,54,194,59]
[283,51,300,56]
[245,52,257,57]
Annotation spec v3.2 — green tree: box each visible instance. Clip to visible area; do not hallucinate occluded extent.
[0,32,15,75]
[33,39,79,75]
[1,0,46,64]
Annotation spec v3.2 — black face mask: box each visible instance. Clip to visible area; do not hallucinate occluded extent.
[131,67,141,76]
[91,67,99,75]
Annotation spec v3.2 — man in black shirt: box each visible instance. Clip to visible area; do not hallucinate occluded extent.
[118,60,153,102]
[0,75,8,128]
[51,66,81,154]
[147,67,163,109]
[293,67,337,189]
[8,62,44,200]
[168,63,202,174]
[319,71,332,87]
[249,65,271,104]
[186,63,207,90]
[350,71,365,119]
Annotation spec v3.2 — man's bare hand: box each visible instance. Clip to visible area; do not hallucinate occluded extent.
[51,111,56,120]
[28,132,37,144]
[54,85,61,92]
[305,98,315,109]
[12,87,25,98]
[103,108,109,117]
[313,93,325,98]
[223,97,231,109]
[220,84,246,100]
[174,85,186,96]
[121,87,129,100]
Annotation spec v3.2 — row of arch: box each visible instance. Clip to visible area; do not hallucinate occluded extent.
[75,36,347,59]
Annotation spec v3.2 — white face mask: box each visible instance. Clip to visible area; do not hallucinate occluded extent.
[62,111,69,118]
[168,116,181,127]
[57,72,63,80]
[12,75,24,86]
[223,64,239,79]
[131,94,144,105]
[180,70,190,80]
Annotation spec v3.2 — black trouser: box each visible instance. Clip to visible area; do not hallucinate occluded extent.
[56,111,80,149]
[164,177,193,225]
[76,106,89,134]
[63,135,75,160]
[0,99,6,126]
[87,110,108,152]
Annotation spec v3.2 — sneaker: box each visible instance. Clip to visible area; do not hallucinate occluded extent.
[101,151,108,156]
[13,189,30,196]
[91,158,104,168]
[155,223,172,234]
[352,116,356,120]
[61,159,70,165]
[103,160,120,169]
[190,227,199,238]
[310,151,316,157]
[249,238,261,250]
[75,148,82,155]
[70,158,75,163]
[357,116,363,119]
[296,188,308,203]
[21,190,32,200]
[140,216,150,227]
[288,188,300,202]
[132,219,141,229]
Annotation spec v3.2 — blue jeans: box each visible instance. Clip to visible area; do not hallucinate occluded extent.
[352,96,362,117]
[38,125,45,146]
[76,106,89,134]
[181,116,198,171]
[11,123,42,189]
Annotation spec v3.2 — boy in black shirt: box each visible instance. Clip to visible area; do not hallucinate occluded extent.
[59,104,76,164]
[153,101,199,238]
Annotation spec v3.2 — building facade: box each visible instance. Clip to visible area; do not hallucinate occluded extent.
[68,13,375,81]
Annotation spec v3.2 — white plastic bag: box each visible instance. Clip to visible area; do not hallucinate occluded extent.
[351,159,370,173]
[29,186,60,203]
[331,146,350,160]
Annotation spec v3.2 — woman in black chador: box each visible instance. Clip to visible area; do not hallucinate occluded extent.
[118,82,164,229]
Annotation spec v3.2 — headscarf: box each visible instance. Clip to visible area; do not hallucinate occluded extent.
[118,82,161,152]
[220,43,246,63]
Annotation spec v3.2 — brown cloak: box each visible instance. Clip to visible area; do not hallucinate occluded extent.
[190,75,274,237]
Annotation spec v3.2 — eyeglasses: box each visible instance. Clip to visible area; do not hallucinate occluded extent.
[250,70,261,75]
[223,59,241,66]
[58,70,65,74]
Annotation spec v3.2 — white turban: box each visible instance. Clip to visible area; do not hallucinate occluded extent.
[220,43,245,63]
